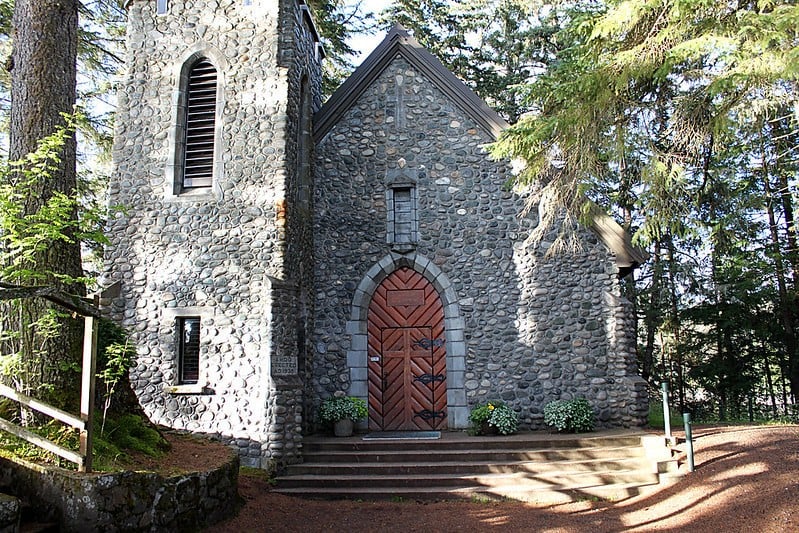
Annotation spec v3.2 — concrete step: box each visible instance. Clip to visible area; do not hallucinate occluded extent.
[300,445,645,464]
[285,456,652,476]
[277,469,660,490]
[275,479,662,504]
[302,434,645,453]
[274,430,675,503]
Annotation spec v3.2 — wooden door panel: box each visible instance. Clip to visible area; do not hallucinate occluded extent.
[381,327,432,430]
[381,354,405,429]
[367,268,448,430]
[406,328,434,430]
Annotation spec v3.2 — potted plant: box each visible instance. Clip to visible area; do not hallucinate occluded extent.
[468,400,519,436]
[319,395,368,437]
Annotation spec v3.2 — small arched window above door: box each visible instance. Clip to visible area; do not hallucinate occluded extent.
[386,163,419,252]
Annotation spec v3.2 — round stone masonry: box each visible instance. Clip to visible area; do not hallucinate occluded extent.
[312,52,648,431]
[105,0,323,468]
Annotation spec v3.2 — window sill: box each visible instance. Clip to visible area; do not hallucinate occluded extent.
[164,384,209,395]
[166,187,216,202]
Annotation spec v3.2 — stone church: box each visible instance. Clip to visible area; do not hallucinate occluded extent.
[105,0,648,468]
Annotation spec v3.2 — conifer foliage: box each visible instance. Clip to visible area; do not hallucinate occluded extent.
[493,0,799,417]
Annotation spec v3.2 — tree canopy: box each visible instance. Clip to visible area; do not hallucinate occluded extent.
[1,0,796,423]
[492,0,799,416]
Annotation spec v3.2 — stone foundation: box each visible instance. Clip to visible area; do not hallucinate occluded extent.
[0,452,239,532]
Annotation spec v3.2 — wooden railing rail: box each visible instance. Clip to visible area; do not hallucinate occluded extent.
[0,284,106,472]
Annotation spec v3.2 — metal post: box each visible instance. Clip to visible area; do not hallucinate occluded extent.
[683,412,695,472]
[662,381,672,442]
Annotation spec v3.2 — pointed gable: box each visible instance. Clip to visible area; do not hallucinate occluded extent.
[313,25,508,142]
[314,25,646,275]
[590,210,649,276]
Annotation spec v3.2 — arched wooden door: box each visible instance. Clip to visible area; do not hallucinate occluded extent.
[367,267,447,430]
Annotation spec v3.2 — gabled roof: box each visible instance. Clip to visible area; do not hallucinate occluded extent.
[313,25,508,142]
[314,25,647,273]
[590,210,649,277]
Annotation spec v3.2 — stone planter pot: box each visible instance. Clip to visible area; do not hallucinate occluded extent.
[333,419,354,437]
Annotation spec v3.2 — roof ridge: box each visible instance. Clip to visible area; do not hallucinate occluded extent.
[313,25,508,141]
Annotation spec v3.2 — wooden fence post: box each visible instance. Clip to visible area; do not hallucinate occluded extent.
[79,301,99,473]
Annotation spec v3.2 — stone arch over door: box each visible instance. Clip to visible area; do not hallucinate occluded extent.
[346,253,468,429]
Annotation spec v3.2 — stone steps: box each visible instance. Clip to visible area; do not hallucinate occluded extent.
[302,433,645,451]
[278,469,660,489]
[286,456,651,476]
[298,446,646,464]
[274,431,678,502]
[274,479,661,503]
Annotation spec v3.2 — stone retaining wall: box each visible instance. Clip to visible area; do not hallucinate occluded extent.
[0,452,238,532]
[0,493,19,533]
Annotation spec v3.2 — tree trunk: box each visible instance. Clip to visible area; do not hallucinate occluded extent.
[763,347,777,418]
[641,247,662,385]
[764,171,798,404]
[761,124,799,406]
[665,236,685,412]
[5,0,82,411]
[776,167,799,403]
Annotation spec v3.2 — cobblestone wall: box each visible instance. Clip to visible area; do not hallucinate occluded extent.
[312,55,648,429]
[0,450,238,532]
[105,0,320,467]
[107,1,645,470]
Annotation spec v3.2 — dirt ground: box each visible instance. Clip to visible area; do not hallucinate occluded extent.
[195,425,798,532]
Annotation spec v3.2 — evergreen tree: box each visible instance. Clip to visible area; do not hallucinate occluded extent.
[309,0,375,97]
[492,0,799,415]
[1,0,83,411]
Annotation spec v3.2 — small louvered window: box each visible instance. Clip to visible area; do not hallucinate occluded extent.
[178,317,200,384]
[388,185,418,248]
[182,59,217,189]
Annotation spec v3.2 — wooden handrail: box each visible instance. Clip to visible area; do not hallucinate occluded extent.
[0,289,100,472]
[0,417,84,468]
[0,383,85,430]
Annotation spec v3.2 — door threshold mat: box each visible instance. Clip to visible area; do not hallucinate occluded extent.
[362,431,441,440]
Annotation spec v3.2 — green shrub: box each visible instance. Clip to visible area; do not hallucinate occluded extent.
[468,400,518,435]
[319,396,368,424]
[0,414,169,471]
[543,398,595,433]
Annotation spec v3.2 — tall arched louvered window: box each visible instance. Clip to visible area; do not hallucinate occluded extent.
[182,58,217,189]
[297,75,312,206]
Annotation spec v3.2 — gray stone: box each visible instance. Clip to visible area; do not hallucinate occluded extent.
[106,0,647,473]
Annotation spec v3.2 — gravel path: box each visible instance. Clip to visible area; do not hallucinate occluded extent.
[206,425,799,532]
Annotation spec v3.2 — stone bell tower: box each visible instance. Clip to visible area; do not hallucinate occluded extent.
[104,0,322,468]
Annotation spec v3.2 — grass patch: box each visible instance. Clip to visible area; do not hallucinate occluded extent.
[92,414,170,471]
[0,414,169,472]
[240,466,276,485]
[647,402,683,429]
